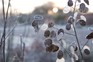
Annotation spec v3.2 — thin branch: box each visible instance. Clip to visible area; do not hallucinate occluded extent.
[5,23,17,39]
[81,39,89,50]
[53,27,75,36]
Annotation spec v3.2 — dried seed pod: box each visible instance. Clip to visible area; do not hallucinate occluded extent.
[44,39,52,46]
[32,20,38,27]
[67,16,74,24]
[34,15,43,20]
[68,0,73,7]
[66,23,71,30]
[46,45,53,52]
[46,44,59,52]
[86,32,93,39]
[84,49,90,55]
[44,30,50,37]
[58,29,64,35]
[57,50,63,59]
[83,7,89,13]
[48,22,54,28]
[74,46,78,51]
[79,3,86,12]
[79,19,86,26]
[34,25,39,32]
[84,0,89,5]
[52,45,59,52]
[50,30,56,38]
[77,0,81,2]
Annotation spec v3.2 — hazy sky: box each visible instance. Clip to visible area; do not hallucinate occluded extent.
[0,0,93,13]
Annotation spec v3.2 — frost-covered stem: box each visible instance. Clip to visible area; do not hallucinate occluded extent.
[73,23,83,61]
[1,0,11,62]
[1,0,6,62]
[72,0,83,61]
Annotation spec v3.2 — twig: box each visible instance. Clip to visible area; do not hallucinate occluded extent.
[5,23,17,39]
[72,0,83,61]
[53,27,75,36]
[81,39,89,50]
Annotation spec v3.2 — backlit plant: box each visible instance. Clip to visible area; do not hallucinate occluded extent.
[31,0,93,62]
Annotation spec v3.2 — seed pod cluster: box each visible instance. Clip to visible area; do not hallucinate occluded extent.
[32,15,43,32]
[79,3,89,13]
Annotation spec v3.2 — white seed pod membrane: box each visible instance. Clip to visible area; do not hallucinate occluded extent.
[61,40,67,49]
[74,53,79,61]
[70,46,75,54]
[71,57,74,62]
[40,23,48,31]
[63,6,70,13]
[56,58,65,62]
[80,15,87,22]
[83,45,90,50]
[74,12,78,19]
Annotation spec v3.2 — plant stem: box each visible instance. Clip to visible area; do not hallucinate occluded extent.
[72,0,83,61]
[1,0,6,62]
[73,23,83,60]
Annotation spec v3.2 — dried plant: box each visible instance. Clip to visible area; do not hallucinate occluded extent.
[31,0,93,62]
